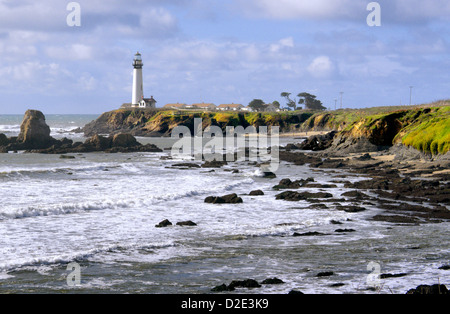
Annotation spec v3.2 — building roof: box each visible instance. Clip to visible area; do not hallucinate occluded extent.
[218,104,243,108]
[164,103,186,108]
[191,103,216,107]
[144,96,156,102]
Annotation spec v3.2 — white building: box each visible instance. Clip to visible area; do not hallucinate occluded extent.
[130,52,156,109]
[190,103,217,111]
[218,104,244,111]
[262,104,278,112]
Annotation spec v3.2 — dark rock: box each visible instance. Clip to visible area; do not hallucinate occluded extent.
[111,133,138,148]
[279,151,322,166]
[202,160,228,168]
[273,177,314,190]
[380,273,408,279]
[59,137,73,147]
[341,190,368,199]
[298,131,337,151]
[176,221,197,227]
[0,133,9,146]
[406,284,449,295]
[293,232,328,237]
[329,283,346,288]
[205,193,243,204]
[371,215,421,224]
[309,204,328,209]
[288,290,304,295]
[316,271,334,277]
[249,190,265,196]
[284,143,303,150]
[335,205,366,213]
[354,153,374,161]
[228,279,261,289]
[439,265,450,270]
[276,191,333,201]
[59,155,76,159]
[172,163,201,168]
[17,110,55,149]
[211,284,235,292]
[344,179,390,191]
[261,278,285,285]
[27,131,162,154]
[263,171,277,178]
[334,229,356,233]
[305,183,338,188]
[155,219,172,228]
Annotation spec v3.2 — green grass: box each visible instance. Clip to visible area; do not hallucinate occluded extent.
[110,102,450,154]
[401,109,450,155]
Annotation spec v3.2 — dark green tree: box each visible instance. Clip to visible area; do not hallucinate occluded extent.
[248,99,265,112]
[281,92,297,110]
[297,93,326,110]
[272,101,281,109]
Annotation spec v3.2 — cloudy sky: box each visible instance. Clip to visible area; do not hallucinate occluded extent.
[0,0,449,114]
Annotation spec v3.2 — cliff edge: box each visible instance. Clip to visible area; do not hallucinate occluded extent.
[81,109,315,137]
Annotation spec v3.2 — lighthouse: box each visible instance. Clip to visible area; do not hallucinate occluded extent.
[129,52,156,109]
[132,52,144,105]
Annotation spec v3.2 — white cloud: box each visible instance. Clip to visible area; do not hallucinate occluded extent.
[236,0,450,22]
[238,0,363,20]
[338,55,416,78]
[307,56,334,78]
[45,44,93,60]
[77,73,97,91]
[270,37,294,53]
[139,7,178,37]
[0,1,66,31]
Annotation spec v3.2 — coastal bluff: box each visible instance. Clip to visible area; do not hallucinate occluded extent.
[80,109,315,137]
[80,101,450,158]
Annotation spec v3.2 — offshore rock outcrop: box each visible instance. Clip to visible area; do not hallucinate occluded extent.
[18,110,55,148]
[0,110,59,152]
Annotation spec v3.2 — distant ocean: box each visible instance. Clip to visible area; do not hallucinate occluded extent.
[0,114,448,294]
[0,114,98,140]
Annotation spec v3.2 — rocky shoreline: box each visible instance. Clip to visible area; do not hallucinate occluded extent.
[198,133,449,293]
[278,149,450,224]
[2,110,448,294]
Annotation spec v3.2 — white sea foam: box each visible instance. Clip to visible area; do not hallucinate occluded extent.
[0,241,177,272]
[1,141,448,293]
[0,124,20,132]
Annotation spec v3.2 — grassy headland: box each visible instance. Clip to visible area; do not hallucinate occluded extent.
[81,100,450,155]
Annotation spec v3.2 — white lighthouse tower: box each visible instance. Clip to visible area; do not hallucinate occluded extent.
[132,52,144,106]
[121,52,157,109]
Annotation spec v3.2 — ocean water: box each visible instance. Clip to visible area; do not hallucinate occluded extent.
[0,115,448,294]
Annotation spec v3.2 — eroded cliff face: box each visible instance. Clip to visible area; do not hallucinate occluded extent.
[82,109,159,136]
[81,109,315,137]
[80,105,449,156]
[327,107,450,156]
